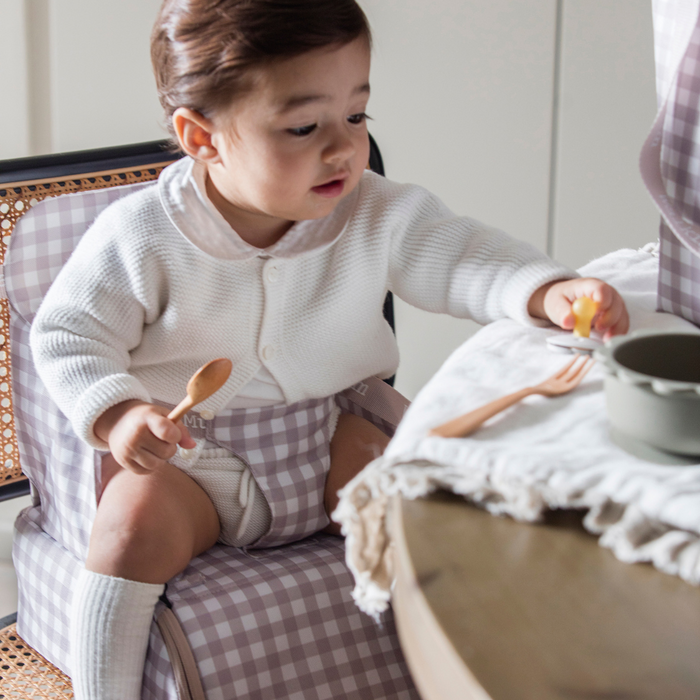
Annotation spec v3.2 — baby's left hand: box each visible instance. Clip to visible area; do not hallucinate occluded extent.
[528,277,629,340]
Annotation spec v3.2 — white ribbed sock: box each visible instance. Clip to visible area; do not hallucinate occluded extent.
[69,568,163,700]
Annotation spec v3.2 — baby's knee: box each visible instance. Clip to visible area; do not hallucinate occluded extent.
[86,469,208,583]
[87,505,188,583]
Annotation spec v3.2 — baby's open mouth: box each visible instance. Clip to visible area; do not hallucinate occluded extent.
[311,179,345,198]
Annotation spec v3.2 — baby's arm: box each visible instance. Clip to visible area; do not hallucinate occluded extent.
[94,401,196,475]
[381,179,577,326]
[378,178,626,332]
[528,277,629,340]
[30,198,169,450]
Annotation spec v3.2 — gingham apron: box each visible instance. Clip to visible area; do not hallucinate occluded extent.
[641,0,700,326]
[169,377,409,549]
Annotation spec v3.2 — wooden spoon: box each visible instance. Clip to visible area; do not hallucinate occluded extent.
[167,358,233,422]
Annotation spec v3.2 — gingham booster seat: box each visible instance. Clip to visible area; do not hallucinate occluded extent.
[0,144,417,700]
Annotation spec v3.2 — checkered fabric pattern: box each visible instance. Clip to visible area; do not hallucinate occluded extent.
[13,505,79,671]
[175,376,408,550]
[16,506,418,700]
[335,377,409,440]
[7,182,151,323]
[206,398,335,548]
[658,220,700,320]
[5,183,153,564]
[652,0,700,324]
[651,0,700,106]
[144,539,416,700]
[10,316,97,563]
[8,181,417,698]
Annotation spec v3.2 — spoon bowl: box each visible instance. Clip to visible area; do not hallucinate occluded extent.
[168,358,233,422]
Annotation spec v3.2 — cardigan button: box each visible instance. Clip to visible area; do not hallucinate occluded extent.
[265,266,279,283]
[199,409,215,421]
[262,344,276,361]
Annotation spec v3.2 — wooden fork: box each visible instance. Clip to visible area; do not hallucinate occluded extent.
[429,355,595,439]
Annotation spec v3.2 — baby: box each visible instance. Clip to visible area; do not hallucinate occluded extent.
[30,0,628,698]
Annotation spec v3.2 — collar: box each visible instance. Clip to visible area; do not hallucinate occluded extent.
[158,156,359,260]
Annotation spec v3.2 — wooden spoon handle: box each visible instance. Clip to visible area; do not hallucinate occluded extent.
[429,387,534,438]
[168,396,195,423]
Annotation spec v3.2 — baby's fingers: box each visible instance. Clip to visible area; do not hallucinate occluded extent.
[543,290,578,330]
[146,411,183,445]
[562,278,629,339]
[122,434,176,472]
[148,412,195,450]
[175,422,196,449]
[122,457,153,476]
[122,450,169,475]
[594,294,630,339]
[113,440,165,475]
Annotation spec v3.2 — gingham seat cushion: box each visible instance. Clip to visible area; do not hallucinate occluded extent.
[8,183,417,699]
[6,182,150,323]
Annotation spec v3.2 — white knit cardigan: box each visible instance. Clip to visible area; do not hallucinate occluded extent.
[30,159,574,449]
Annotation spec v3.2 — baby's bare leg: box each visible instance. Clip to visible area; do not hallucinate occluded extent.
[324,413,390,536]
[87,455,220,582]
[71,458,220,700]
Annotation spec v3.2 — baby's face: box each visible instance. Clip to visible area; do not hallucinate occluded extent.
[206,37,371,239]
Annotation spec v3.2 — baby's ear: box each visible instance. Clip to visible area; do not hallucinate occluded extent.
[172,107,219,161]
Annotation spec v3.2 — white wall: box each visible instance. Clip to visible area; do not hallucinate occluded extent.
[45,0,165,153]
[0,2,30,158]
[0,0,164,157]
[359,0,658,397]
[360,0,561,398]
[553,1,659,269]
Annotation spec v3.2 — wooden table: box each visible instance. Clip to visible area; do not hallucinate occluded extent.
[391,492,700,700]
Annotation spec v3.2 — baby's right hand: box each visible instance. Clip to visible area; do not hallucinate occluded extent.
[94,400,196,475]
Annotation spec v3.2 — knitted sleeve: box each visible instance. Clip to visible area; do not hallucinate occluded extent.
[30,196,167,449]
[374,176,577,325]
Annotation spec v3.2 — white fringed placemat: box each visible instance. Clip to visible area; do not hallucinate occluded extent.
[336,245,700,618]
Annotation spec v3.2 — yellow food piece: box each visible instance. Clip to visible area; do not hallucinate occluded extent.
[572,297,598,338]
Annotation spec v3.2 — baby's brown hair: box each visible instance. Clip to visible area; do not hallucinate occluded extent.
[151,0,372,139]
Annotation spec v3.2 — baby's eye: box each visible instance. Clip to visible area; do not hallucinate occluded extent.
[347,112,369,125]
[287,124,317,137]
